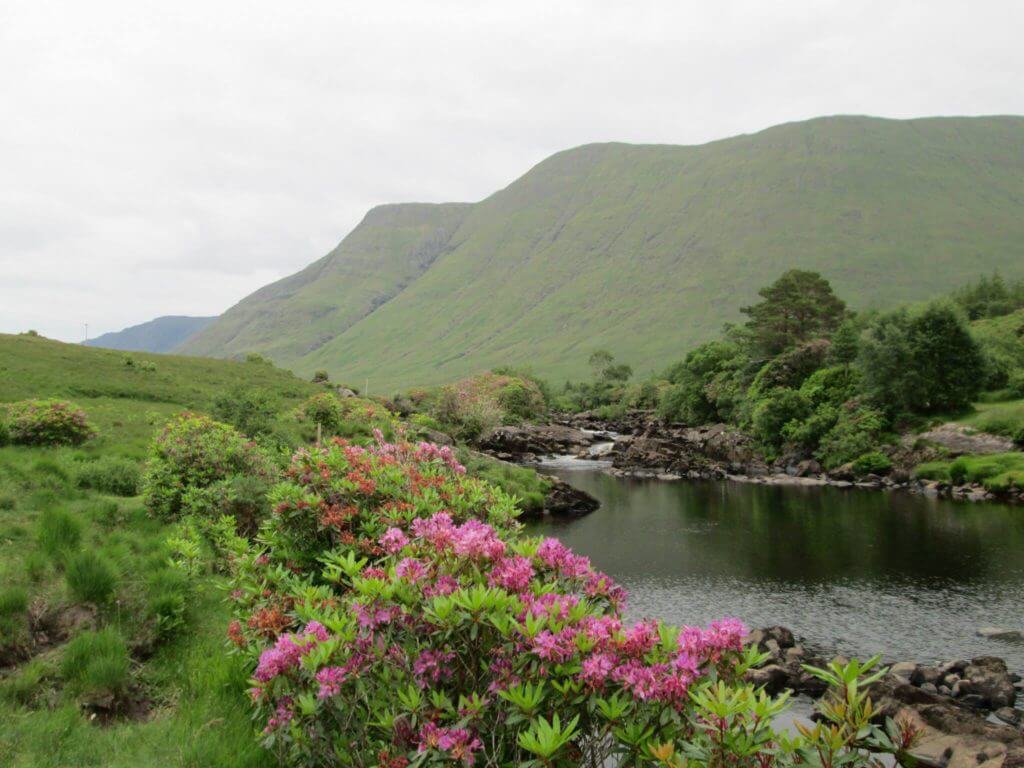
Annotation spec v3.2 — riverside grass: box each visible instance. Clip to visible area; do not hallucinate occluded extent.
[0,337,320,767]
[182,115,1024,390]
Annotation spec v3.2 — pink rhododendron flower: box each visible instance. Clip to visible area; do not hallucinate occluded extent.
[380,527,409,554]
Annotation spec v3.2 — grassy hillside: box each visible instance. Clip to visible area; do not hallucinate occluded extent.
[83,316,215,354]
[0,333,318,454]
[185,115,1024,391]
[180,203,472,366]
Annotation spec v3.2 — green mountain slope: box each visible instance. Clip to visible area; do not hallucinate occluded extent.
[181,202,472,365]
[184,115,1024,391]
[84,315,215,353]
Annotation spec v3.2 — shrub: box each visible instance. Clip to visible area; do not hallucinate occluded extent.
[61,628,130,699]
[433,373,546,439]
[749,388,809,450]
[1009,369,1024,398]
[817,405,888,469]
[181,473,273,536]
[226,436,915,768]
[312,370,330,383]
[142,413,274,519]
[65,551,117,605]
[5,399,97,446]
[851,451,893,476]
[212,386,278,438]
[37,508,82,559]
[297,393,397,443]
[74,456,142,496]
[0,415,9,447]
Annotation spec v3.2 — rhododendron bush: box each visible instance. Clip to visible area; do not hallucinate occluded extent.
[225,435,916,768]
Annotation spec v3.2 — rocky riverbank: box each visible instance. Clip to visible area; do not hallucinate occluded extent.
[747,626,1024,768]
[507,411,1024,503]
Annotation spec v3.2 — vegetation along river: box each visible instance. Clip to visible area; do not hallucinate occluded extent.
[527,461,1024,672]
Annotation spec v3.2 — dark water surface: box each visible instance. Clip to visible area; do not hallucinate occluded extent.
[527,468,1024,671]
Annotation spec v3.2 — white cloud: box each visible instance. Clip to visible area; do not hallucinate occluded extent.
[2,0,1022,340]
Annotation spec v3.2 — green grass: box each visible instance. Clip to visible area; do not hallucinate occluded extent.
[952,397,1024,440]
[60,628,130,697]
[0,332,320,456]
[914,451,1024,492]
[64,551,117,605]
[181,115,1024,390]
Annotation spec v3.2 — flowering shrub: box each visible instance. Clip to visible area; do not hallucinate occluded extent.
[4,399,96,446]
[431,372,545,441]
[142,413,274,520]
[297,393,399,443]
[226,435,915,768]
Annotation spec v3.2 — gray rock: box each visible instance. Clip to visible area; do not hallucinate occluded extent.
[890,662,918,681]
[994,707,1021,726]
[912,666,943,687]
[977,627,1024,642]
[920,682,939,694]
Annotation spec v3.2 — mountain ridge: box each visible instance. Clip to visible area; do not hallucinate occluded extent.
[179,114,1024,390]
[84,315,215,353]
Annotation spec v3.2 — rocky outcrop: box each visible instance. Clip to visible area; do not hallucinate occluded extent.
[911,424,1017,457]
[478,424,597,462]
[540,477,601,519]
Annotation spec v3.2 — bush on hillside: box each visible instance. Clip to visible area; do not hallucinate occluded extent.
[750,388,809,451]
[74,456,142,497]
[816,404,887,469]
[226,435,916,768]
[658,340,748,424]
[142,413,274,520]
[212,386,279,438]
[4,399,96,446]
[297,392,398,443]
[430,372,545,440]
[851,451,893,476]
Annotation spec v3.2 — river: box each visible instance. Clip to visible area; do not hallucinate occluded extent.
[526,461,1024,672]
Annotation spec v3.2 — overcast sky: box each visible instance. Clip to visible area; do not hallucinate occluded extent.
[2,0,1022,341]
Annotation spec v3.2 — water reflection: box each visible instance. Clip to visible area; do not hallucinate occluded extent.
[527,471,1024,670]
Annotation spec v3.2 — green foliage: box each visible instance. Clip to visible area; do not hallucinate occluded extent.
[61,628,130,699]
[750,339,832,392]
[1009,369,1024,398]
[37,508,83,559]
[859,301,985,417]
[5,399,97,446]
[952,272,1024,320]
[659,340,748,424]
[65,550,118,605]
[816,405,888,469]
[311,369,330,383]
[142,413,273,520]
[146,567,191,638]
[74,456,142,496]
[741,270,846,356]
[457,450,552,514]
[212,386,278,438]
[432,372,545,439]
[851,451,893,476]
[750,388,809,451]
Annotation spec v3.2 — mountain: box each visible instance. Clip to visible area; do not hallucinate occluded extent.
[84,315,216,353]
[180,115,1024,391]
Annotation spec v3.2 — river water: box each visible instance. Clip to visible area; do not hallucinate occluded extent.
[526,463,1024,672]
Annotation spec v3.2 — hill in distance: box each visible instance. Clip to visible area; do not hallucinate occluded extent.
[181,115,1024,391]
[85,315,215,354]
[2,332,318,452]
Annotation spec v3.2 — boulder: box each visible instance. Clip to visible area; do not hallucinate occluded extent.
[978,628,1024,643]
[958,657,1018,710]
[541,477,600,519]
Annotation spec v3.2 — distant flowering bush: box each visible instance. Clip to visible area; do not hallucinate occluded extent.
[296,393,399,443]
[4,399,96,446]
[225,433,917,768]
[142,413,274,520]
[431,372,545,441]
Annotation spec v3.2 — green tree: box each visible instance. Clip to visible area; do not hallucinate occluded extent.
[212,386,278,437]
[741,270,847,356]
[859,301,985,417]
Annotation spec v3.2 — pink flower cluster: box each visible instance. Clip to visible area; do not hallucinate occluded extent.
[412,649,456,687]
[410,513,506,560]
[418,722,483,765]
[253,621,330,682]
[380,527,409,553]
